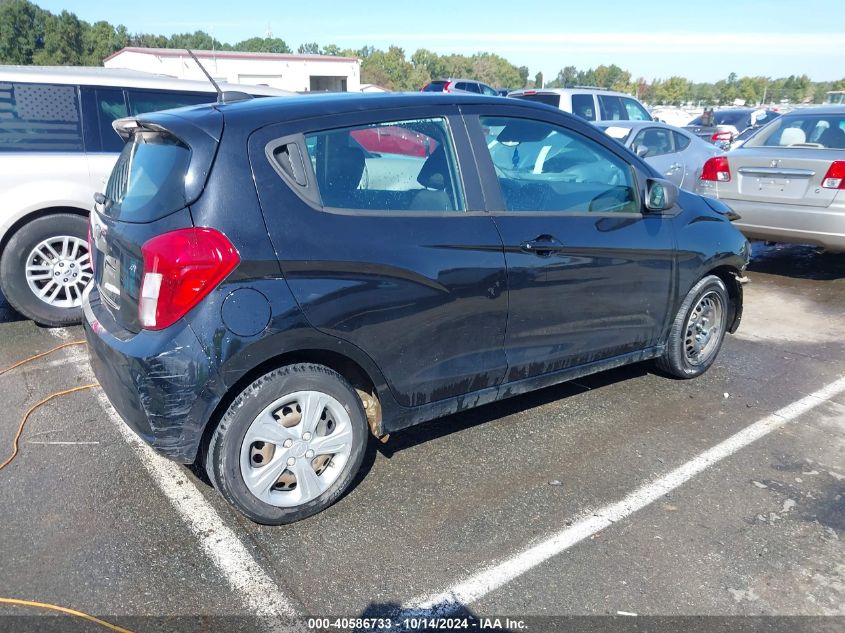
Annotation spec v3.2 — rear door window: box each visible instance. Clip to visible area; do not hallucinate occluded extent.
[481,116,639,214]
[96,88,128,153]
[301,118,465,212]
[479,83,499,96]
[598,95,626,121]
[126,89,215,115]
[0,82,83,152]
[570,94,596,120]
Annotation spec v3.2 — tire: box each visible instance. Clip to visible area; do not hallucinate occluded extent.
[657,274,729,379]
[206,364,368,525]
[0,213,91,327]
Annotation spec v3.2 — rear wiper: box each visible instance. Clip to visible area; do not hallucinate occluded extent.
[94,192,113,211]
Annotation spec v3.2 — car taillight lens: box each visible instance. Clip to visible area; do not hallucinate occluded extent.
[821,160,845,189]
[711,131,732,142]
[700,156,731,182]
[139,227,239,331]
[442,81,452,92]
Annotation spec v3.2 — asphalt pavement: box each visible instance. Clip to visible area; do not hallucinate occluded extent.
[0,242,842,632]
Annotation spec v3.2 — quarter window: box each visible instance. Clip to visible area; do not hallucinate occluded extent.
[96,88,128,152]
[632,127,675,157]
[481,116,639,214]
[303,118,465,212]
[0,82,83,152]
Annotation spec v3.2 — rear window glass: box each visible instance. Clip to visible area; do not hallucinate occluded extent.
[0,82,83,152]
[422,82,448,92]
[103,131,191,221]
[747,114,845,150]
[512,93,561,108]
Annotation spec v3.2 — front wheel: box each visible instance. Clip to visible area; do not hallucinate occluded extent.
[657,275,729,378]
[206,364,368,524]
[0,213,92,326]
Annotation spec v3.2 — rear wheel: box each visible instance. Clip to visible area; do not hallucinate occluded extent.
[657,275,729,378]
[0,214,92,326]
[206,364,367,524]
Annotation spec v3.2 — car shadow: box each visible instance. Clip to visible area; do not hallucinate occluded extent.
[748,241,845,281]
[0,292,26,324]
[376,362,651,459]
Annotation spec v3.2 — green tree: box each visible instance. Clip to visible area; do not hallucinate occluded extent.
[518,65,529,87]
[0,0,45,64]
[231,36,291,53]
[534,71,543,88]
[83,20,128,64]
[297,42,320,54]
[168,30,222,51]
[653,76,691,105]
[33,10,83,65]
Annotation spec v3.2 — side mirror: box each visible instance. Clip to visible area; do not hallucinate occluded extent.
[645,178,678,212]
[635,144,649,158]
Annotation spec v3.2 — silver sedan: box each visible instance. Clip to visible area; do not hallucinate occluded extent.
[596,120,721,191]
[696,106,845,252]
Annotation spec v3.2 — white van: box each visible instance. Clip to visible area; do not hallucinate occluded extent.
[0,66,292,326]
[508,87,652,123]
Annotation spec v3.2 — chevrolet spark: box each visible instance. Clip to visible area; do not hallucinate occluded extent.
[84,93,750,524]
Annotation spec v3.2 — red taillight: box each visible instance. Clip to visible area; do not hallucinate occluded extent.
[700,156,731,182]
[139,227,239,331]
[442,81,453,93]
[821,160,845,189]
[710,131,732,142]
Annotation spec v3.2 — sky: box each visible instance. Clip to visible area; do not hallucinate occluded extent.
[36,0,845,82]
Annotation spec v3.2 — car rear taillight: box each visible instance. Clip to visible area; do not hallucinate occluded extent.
[821,161,845,189]
[139,227,239,331]
[710,131,732,142]
[700,156,732,182]
[442,81,453,92]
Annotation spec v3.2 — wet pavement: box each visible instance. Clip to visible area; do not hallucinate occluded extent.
[0,242,842,630]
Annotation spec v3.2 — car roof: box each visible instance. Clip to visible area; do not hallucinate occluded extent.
[200,91,545,129]
[510,88,635,98]
[0,65,294,96]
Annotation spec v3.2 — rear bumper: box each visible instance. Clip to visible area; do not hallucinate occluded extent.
[695,195,845,252]
[83,285,217,463]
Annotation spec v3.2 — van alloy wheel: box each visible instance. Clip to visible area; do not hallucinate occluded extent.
[239,390,354,507]
[25,236,92,308]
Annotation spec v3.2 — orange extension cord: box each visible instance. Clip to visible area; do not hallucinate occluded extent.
[0,342,130,633]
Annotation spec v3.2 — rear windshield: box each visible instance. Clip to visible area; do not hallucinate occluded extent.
[512,93,561,107]
[690,111,749,127]
[745,114,845,150]
[422,82,448,92]
[103,131,191,221]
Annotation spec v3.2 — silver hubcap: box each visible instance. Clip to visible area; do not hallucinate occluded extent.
[240,391,353,507]
[25,236,92,308]
[684,290,724,366]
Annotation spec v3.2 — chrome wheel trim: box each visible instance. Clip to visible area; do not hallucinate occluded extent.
[684,290,724,366]
[25,235,92,308]
[239,390,353,508]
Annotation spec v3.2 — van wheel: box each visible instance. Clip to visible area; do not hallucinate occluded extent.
[0,214,92,327]
[206,364,368,525]
[657,275,729,378]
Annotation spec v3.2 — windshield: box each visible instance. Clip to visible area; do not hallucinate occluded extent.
[744,113,845,150]
[103,131,192,221]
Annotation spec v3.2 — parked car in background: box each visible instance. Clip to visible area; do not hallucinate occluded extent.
[0,65,291,326]
[84,92,749,524]
[650,106,696,128]
[421,78,498,96]
[597,121,722,190]
[685,108,780,149]
[508,87,652,123]
[697,106,845,251]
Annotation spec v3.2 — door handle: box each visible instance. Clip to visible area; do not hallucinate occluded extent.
[520,235,566,256]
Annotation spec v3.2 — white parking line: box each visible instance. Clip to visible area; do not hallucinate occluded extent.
[55,341,302,630]
[403,374,845,616]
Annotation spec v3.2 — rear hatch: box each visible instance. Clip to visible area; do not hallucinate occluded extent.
[721,147,840,208]
[90,108,223,334]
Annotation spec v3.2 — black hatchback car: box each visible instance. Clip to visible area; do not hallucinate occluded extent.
[84,92,750,524]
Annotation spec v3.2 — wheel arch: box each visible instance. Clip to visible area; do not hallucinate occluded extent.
[704,264,745,334]
[0,205,89,256]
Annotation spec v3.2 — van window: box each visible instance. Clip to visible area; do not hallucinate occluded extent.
[482,116,639,214]
[0,82,83,152]
[623,97,651,121]
[513,93,562,108]
[303,118,464,212]
[127,90,216,116]
[598,95,626,121]
[96,88,128,153]
[570,94,596,121]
